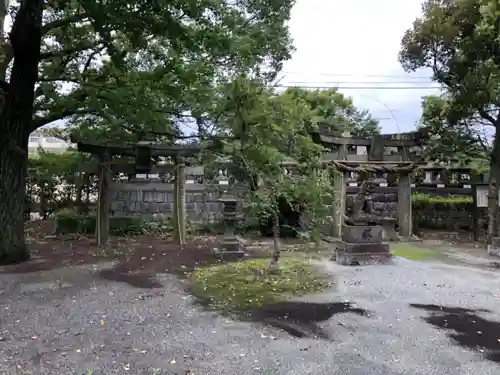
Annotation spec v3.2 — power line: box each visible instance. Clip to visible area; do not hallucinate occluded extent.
[285,80,435,85]
[281,71,433,80]
[271,84,440,90]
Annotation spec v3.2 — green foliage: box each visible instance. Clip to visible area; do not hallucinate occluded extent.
[412,193,474,231]
[418,95,490,164]
[27,150,97,216]
[412,193,473,205]
[399,0,499,164]
[54,213,146,236]
[215,79,347,241]
[277,88,381,136]
[24,0,296,140]
[189,258,332,311]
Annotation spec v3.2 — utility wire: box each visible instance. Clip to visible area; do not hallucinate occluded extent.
[271,84,440,90]
[284,80,435,85]
[281,71,433,80]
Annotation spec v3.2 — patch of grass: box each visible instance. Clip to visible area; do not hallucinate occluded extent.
[189,258,333,311]
[391,243,442,261]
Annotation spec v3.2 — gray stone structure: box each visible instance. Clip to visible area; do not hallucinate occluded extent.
[332,179,393,266]
[213,194,246,260]
[334,225,392,265]
[109,181,246,225]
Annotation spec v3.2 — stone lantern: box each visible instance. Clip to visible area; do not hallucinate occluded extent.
[213,192,246,260]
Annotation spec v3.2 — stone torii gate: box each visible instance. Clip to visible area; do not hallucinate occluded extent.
[312,130,426,240]
[70,135,221,247]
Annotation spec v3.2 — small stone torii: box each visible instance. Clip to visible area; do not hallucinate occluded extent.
[311,129,426,240]
[70,135,222,247]
[311,130,426,265]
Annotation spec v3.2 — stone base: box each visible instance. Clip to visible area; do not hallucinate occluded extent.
[213,237,246,261]
[333,241,392,266]
[381,225,400,242]
[213,247,246,261]
[488,237,500,257]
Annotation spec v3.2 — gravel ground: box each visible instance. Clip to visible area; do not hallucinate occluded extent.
[1,257,500,375]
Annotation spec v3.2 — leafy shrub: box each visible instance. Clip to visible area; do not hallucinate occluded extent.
[54,213,146,236]
[411,193,472,206]
[257,194,304,238]
[411,193,474,231]
[196,221,260,235]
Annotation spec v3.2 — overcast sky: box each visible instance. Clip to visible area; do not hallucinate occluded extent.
[280,0,442,133]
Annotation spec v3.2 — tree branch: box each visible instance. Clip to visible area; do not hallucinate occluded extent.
[40,41,97,60]
[479,109,497,126]
[31,108,97,131]
[42,12,89,35]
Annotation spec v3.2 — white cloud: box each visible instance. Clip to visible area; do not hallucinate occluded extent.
[280,0,441,133]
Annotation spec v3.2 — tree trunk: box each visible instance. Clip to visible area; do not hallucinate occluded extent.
[487,125,500,244]
[0,134,29,263]
[0,0,44,264]
[268,212,281,271]
[490,125,500,243]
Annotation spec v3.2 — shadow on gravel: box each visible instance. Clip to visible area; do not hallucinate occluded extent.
[246,301,369,340]
[410,303,500,363]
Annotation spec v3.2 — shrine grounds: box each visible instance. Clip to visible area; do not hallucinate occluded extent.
[2,223,500,374]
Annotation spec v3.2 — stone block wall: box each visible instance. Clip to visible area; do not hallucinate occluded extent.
[109,181,246,225]
[110,181,481,233]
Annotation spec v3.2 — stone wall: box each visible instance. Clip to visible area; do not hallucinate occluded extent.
[109,181,246,225]
[345,192,479,231]
[110,181,482,233]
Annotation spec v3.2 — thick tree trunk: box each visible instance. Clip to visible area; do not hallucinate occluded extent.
[486,170,497,244]
[487,125,500,244]
[0,132,29,263]
[0,0,44,264]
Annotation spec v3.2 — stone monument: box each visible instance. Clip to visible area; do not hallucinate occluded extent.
[213,192,246,260]
[332,180,393,265]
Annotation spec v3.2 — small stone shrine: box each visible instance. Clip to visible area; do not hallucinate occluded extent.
[332,180,393,265]
[213,193,246,260]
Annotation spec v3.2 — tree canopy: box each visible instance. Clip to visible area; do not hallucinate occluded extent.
[399,0,500,134]
[399,0,500,240]
[0,0,297,263]
[8,0,295,140]
[0,0,385,264]
[418,94,491,165]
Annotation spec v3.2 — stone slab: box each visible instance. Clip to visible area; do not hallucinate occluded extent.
[381,225,399,242]
[213,236,247,261]
[342,225,383,243]
[488,237,500,257]
[337,242,390,254]
[335,250,393,266]
[213,247,246,261]
[333,240,391,266]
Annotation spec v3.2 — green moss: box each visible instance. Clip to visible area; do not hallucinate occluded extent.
[189,258,333,311]
[391,243,442,261]
[412,193,472,205]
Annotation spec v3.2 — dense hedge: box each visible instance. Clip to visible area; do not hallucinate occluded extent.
[411,192,472,206]
[54,211,146,236]
[411,193,475,231]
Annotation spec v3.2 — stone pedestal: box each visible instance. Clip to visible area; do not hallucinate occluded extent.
[213,194,246,261]
[488,237,500,257]
[332,225,392,265]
